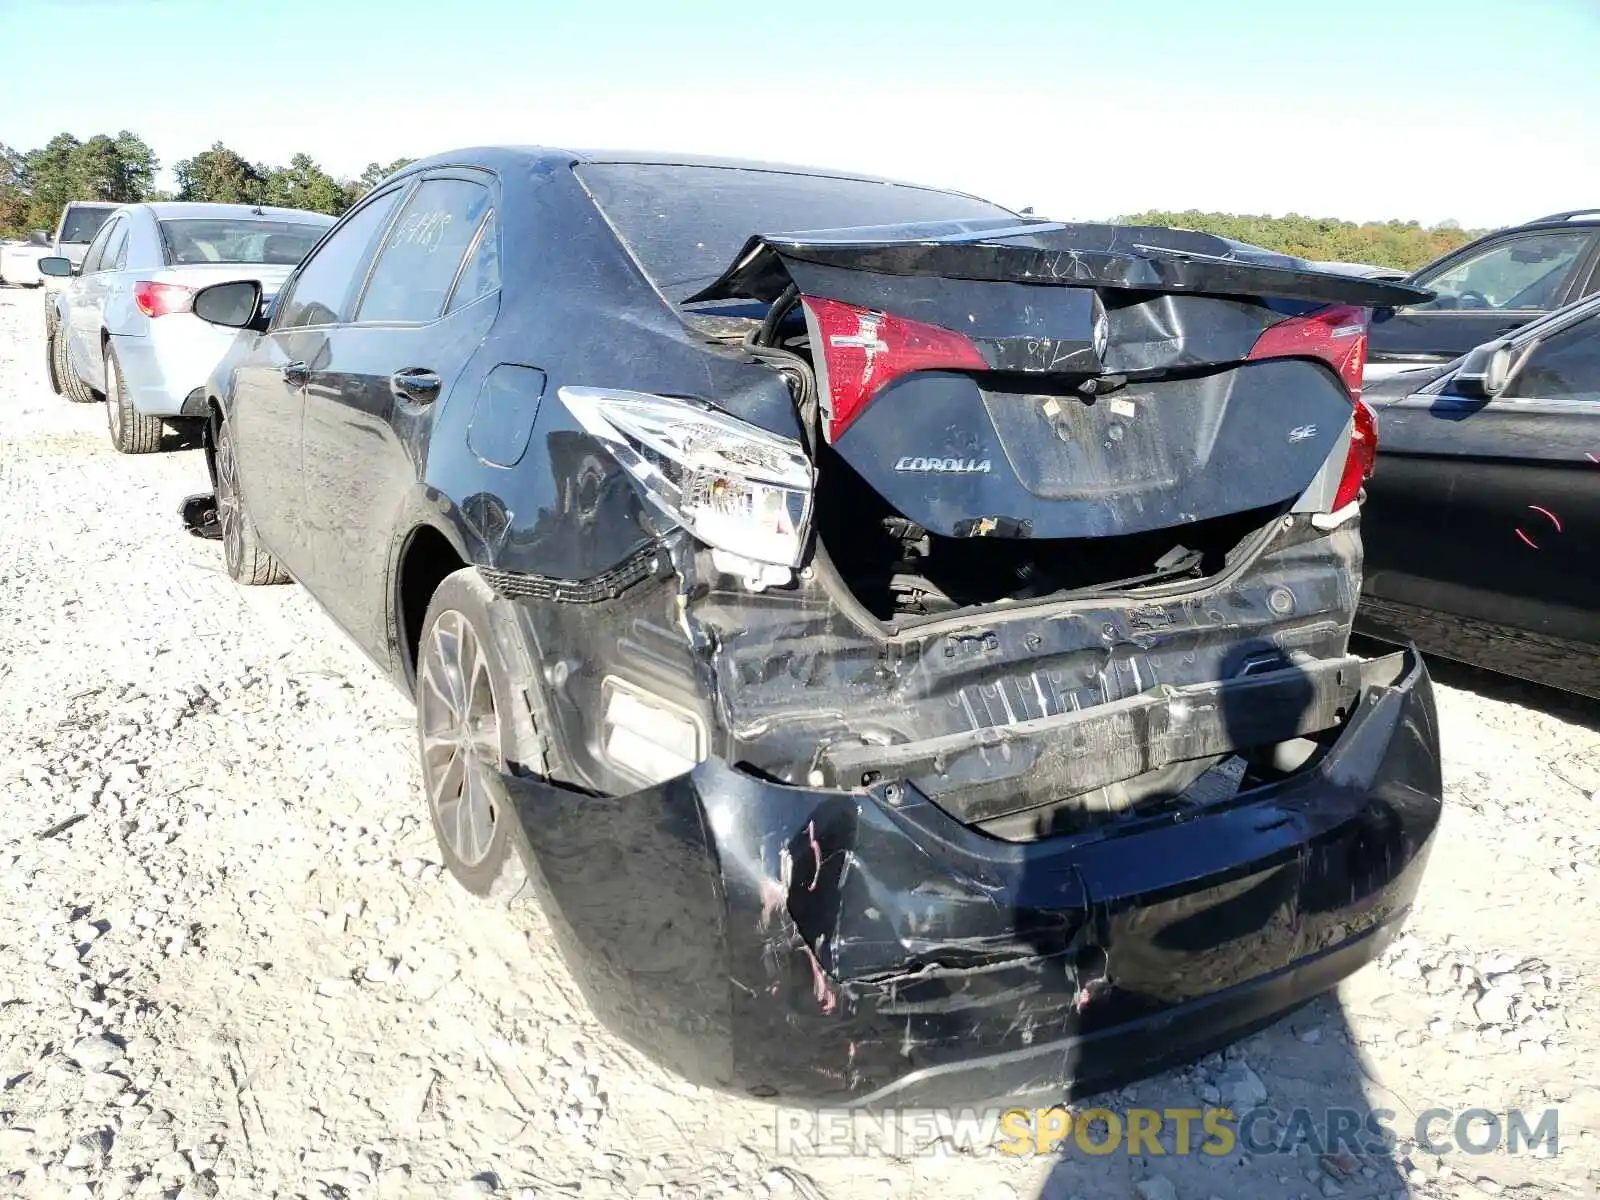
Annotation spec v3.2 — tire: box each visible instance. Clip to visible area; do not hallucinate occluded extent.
[105,344,164,454]
[44,325,62,396]
[415,567,532,900]
[214,416,290,585]
[55,328,97,404]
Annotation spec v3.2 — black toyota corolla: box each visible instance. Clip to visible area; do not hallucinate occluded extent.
[180,146,1443,1107]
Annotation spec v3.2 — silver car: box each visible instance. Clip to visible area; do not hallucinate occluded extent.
[41,202,335,453]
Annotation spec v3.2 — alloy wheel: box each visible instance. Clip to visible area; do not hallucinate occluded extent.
[214,425,243,578]
[417,610,503,868]
[105,359,123,442]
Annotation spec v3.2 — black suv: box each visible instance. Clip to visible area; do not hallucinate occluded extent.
[1368,209,1600,373]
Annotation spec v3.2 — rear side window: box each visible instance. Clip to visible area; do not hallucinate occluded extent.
[159,219,329,266]
[358,178,493,323]
[1410,230,1592,312]
[1506,314,1600,402]
[574,162,1013,303]
[275,190,403,330]
[59,206,114,244]
[446,209,499,314]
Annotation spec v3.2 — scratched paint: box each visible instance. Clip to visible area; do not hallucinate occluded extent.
[1515,503,1564,549]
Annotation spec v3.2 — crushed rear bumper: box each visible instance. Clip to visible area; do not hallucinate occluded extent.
[499,646,1441,1107]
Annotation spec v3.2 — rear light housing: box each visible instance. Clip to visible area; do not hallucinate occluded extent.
[801,295,987,442]
[133,281,196,318]
[1247,303,1377,509]
[557,386,814,569]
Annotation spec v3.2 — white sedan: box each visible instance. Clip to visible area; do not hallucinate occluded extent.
[0,234,51,287]
[40,201,334,453]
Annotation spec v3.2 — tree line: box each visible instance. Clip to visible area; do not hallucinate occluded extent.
[1119,209,1482,271]
[2,131,1488,271]
[0,131,413,238]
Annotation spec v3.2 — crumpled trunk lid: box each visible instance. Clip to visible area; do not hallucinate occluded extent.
[699,221,1426,540]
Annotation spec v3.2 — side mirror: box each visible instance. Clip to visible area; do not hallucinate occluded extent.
[28,230,49,246]
[193,279,265,330]
[37,257,74,278]
[1451,339,1517,398]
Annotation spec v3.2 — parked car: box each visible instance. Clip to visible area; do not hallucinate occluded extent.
[1360,291,1600,699]
[1367,208,1600,381]
[38,202,335,453]
[45,201,119,280]
[179,148,1443,1106]
[0,230,52,287]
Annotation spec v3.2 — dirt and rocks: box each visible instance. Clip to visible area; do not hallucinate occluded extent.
[1,285,1597,1199]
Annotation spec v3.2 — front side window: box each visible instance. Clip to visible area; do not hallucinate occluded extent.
[104,222,129,272]
[357,178,494,324]
[159,219,331,267]
[1505,314,1600,402]
[78,219,117,275]
[1410,231,1592,312]
[274,190,404,330]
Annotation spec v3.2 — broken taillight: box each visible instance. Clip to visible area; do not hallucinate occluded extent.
[133,281,196,318]
[1247,303,1377,509]
[801,295,987,442]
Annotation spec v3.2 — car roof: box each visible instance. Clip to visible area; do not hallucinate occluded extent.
[388,145,994,200]
[63,201,120,211]
[1405,207,1600,281]
[139,201,336,223]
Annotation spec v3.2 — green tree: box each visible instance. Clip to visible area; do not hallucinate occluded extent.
[70,135,130,200]
[1118,209,1482,272]
[0,143,29,236]
[112,130,159,199]
[263,153,349,215]
[174,142,267,204]
[359,157,415,189]
[22,133,81,231]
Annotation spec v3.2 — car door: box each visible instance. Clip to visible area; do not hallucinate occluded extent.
[231,187,408,581]
[87,216,132,387]
[1362,305,1600,653]
[1370,228,1597,369]
[300,171,501,663]
[64,217,119,383]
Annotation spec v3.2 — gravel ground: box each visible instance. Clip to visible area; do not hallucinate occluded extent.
[2,285,1598,1200]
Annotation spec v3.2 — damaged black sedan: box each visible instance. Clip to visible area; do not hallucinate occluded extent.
[181,147,1444,1107]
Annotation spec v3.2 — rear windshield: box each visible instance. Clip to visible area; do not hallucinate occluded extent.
[574,163,1014,302]
[159,219,330,266]
[59,207,115,244]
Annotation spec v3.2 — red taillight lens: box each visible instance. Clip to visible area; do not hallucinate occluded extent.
[1247,303,1377,509]
[1246,303,1369,404]
[801,295,987,441]
[1333,398,1378,510]
[133,281,196,318]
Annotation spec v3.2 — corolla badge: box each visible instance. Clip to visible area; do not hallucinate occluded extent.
[894,456,992,474]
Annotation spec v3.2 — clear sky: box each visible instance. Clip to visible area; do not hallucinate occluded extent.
[3,0,1597,229]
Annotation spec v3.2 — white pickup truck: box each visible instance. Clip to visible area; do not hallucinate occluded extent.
[4,201,122,288]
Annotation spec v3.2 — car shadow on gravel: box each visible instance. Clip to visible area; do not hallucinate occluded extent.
[1022,652,1416,1198]
[1031,998,1407,1199]
[158,421,205,454]
[1421,655,1600,732]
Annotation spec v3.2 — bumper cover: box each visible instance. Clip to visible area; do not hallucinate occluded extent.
[500,646,1441,1107]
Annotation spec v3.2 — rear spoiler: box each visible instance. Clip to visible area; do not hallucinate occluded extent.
[687,219,1435,309]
